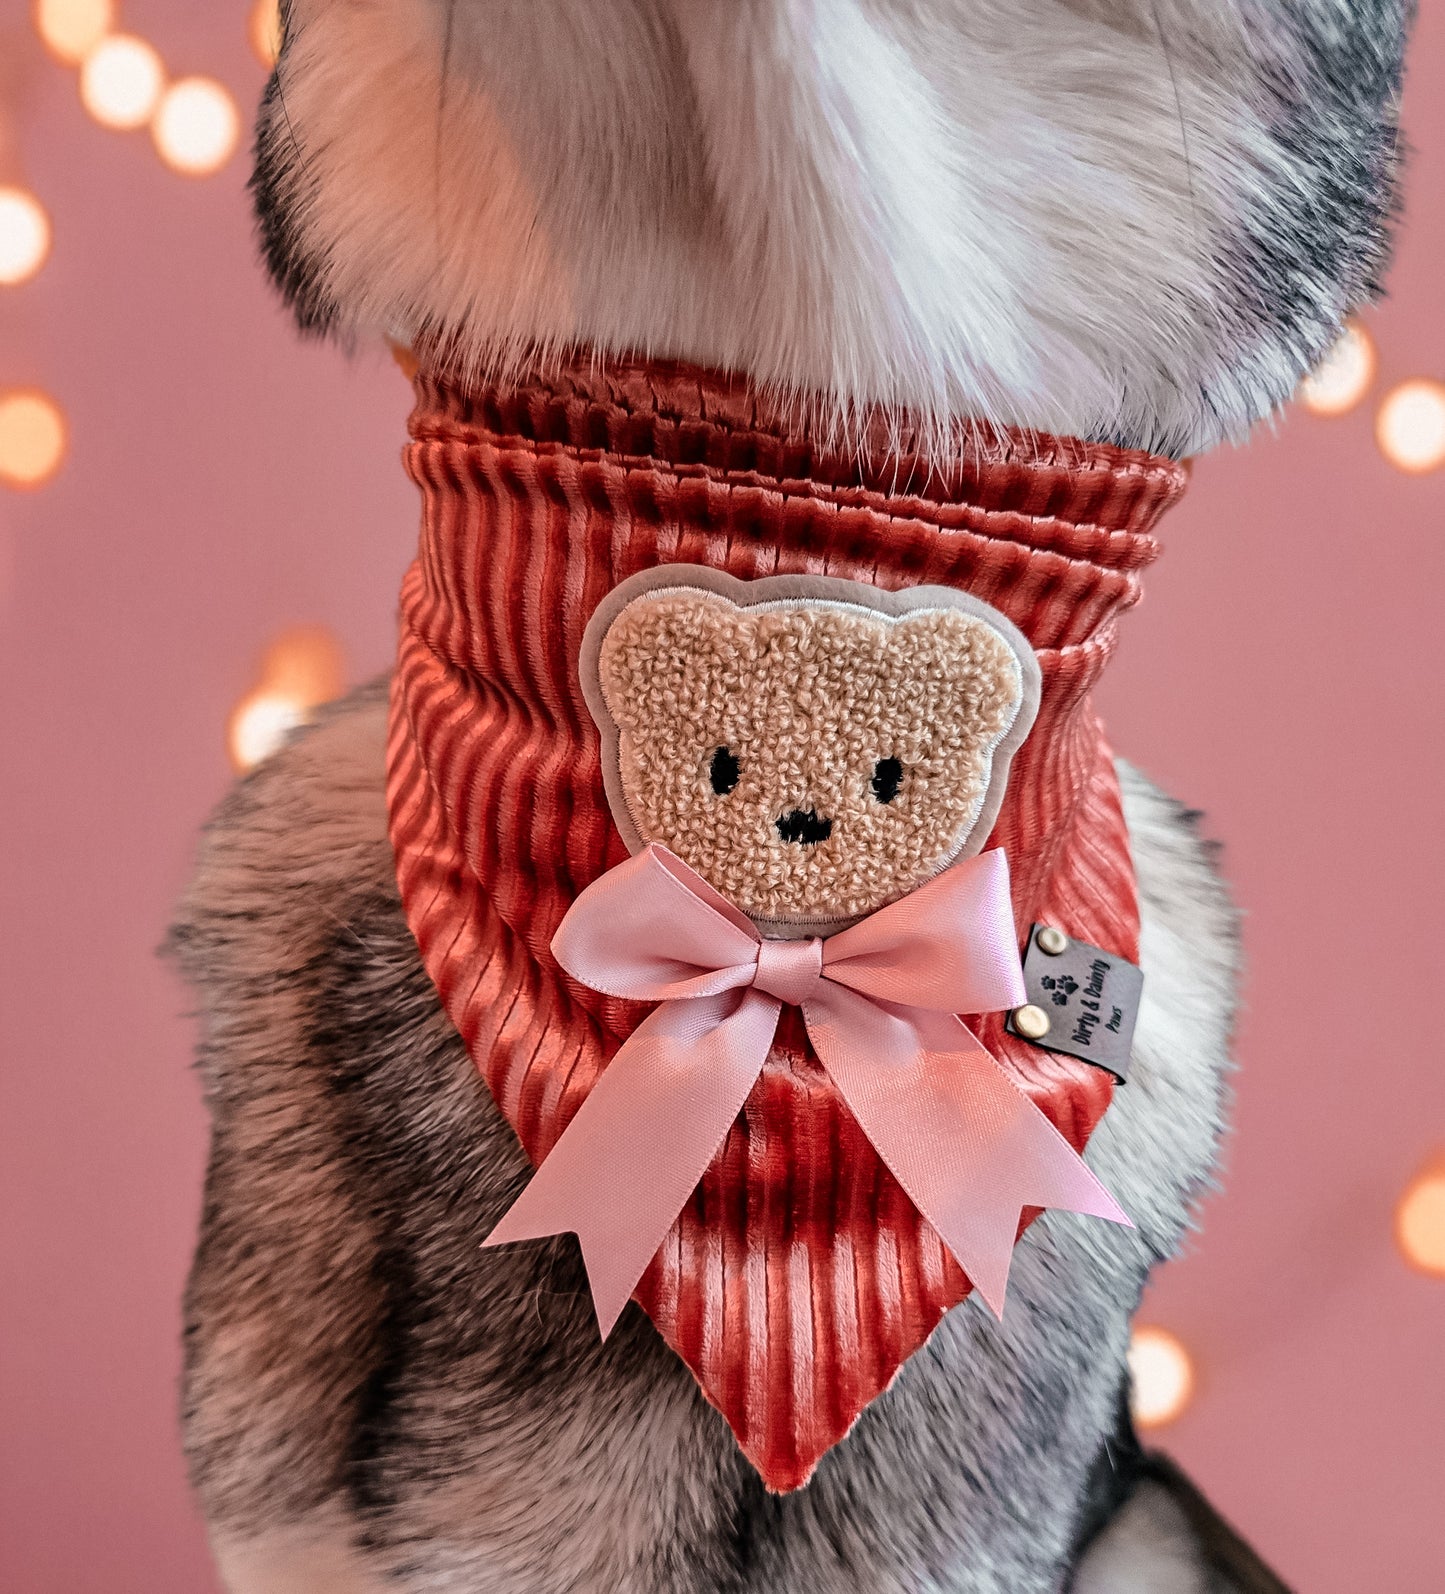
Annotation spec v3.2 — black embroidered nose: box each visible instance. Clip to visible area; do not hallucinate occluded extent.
[709,745,740,795]
[776,808,833,846]
[871,757,903,804]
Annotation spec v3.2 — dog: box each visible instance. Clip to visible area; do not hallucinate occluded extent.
[172,4,1411,1590]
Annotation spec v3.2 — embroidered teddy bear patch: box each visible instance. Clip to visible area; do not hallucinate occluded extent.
[581,568,1040,933]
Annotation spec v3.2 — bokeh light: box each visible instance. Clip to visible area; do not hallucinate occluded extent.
[1397,1167,1445,1277]
[249,0,283,68]
[0,187,52,286]
[79,35,165,131]
[228,689,306,772]
[1128,1325,1194,1429]
[260,625,347,705]
[33,0,114,65]
[1299,323,1376,417]
[1376,379,1445,474]
[228,626,346,771]
[152,78,240,175]
[0,390,68,489]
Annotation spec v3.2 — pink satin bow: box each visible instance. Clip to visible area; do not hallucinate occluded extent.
[485,844,1129,1335]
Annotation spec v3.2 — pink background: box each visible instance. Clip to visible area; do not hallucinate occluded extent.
[2,3,1442,1589]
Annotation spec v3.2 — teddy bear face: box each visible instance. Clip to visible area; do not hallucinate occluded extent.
[587,574,1037,929]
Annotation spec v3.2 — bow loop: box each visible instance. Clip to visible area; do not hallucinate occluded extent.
[551,845,761,1002]
[820,847,1026,1014]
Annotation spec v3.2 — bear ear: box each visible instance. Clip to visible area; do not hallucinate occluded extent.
[592,588,745,732]
[581,580,760,859]
[875,604,1038,866]
[889,606,1031,743]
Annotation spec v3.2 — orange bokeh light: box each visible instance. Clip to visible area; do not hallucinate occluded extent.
[228,689,306,773]
[152,78,241,176]
[0,187,52,287]
[1128,1325,1195,1429]
[1377,380,1445,474]
[260,625,347,705]
[34,0,114,65]
[1299,323,1376,417]
[0,390,68,489]
[1397,1166,1445,1277]
[249,0,283,68]
[79,34,166,131]
[228,627,347,772]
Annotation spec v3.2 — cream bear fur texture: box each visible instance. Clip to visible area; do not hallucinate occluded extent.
[590,576,1035,926]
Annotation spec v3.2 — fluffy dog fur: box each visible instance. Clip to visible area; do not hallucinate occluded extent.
[179,2,1412,1588]
[257,0,1407,455]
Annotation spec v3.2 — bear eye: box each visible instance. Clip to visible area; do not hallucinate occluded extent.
[871,757,903,804]
[709,745,740,795]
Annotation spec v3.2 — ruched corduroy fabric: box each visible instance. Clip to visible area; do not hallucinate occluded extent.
[386,358,1184,1491]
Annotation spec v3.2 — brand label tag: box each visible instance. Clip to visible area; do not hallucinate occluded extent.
[1006,924,1143,1082]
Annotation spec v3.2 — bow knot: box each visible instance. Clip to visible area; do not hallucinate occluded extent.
[753,936,824,1005]
[486,844,1129,1336]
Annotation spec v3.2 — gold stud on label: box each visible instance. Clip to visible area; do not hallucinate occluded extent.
[1036,925,1069,956]
[1012,1004,1052,1041]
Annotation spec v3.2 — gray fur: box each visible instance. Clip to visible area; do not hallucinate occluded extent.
[174,685,1239,1592]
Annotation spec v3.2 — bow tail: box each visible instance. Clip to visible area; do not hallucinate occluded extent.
[485,989,781,1337]
[806,996,1130,1319]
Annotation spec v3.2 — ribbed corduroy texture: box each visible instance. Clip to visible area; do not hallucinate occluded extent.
[387,359,1183,1491]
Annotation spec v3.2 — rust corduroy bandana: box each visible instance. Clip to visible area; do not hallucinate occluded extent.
[386,358,1183,1491]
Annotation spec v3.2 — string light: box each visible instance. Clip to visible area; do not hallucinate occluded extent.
[33,0,114,65]
[79,34,165,130]
[152,78,240,175]
[1376,379,1445,474]
[1128,1326,1194,1428]
[249,0,282,68]
[227,627,347,772]
[0,390,67,489]
[1299,323,1376,417]
[1397,1164,1445,1277]
[0,187,51,286]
